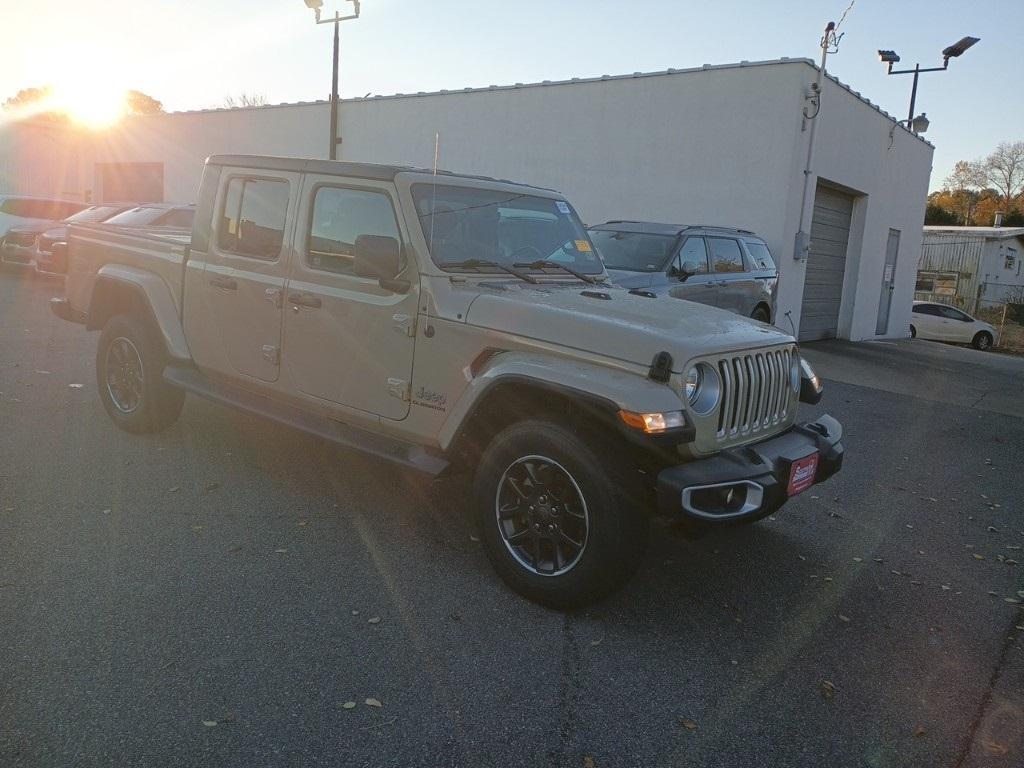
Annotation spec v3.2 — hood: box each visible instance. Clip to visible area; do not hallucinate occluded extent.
[6,221,58,237]
[464,281,792,371]
[605,269,669,289]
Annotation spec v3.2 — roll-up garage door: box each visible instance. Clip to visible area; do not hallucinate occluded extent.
[799,184,853,341]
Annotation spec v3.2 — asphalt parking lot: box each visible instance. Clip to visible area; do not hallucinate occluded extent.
[2,269,1022,768]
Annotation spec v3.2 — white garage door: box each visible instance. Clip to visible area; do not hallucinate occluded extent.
[799,184,853,341]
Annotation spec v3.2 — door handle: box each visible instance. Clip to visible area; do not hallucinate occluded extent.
[210,276,237,291]
[288,292,322,309]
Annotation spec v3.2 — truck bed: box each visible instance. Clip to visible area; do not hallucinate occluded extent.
[65,223,192,320]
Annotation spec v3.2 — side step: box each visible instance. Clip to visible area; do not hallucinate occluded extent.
[163,365,449,477]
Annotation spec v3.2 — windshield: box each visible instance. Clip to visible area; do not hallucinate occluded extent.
[411,184,603,275]
[103,207,169,227]
[589,230,677,272]
[64,205,125,224]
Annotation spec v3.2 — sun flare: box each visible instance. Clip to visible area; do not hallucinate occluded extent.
[48,82,127,128]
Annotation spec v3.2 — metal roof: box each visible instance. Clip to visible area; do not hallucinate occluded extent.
[923,226,1024,240]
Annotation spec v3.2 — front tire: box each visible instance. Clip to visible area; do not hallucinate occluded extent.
[96,314,185,433]
[909,325,916,339]
[473,420,648,608]
[972,331,993,351]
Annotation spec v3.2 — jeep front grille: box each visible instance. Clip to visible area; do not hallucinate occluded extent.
[715,347,793,439]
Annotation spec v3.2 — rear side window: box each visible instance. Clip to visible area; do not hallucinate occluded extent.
[219,178,289,259]
[745,241,776,270]
[708,237,745,273]
[307,186,400,275]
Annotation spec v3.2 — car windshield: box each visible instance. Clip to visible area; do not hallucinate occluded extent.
[589,230,677,272]
[64,205,125,224]
[411,183,603,275]
[103,207,170,226]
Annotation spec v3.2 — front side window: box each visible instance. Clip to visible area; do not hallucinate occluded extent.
[411,184,602,274]
[912,304,939,316]
[589,230,676,272]
[308,187,401,275]
[676,237,710,274]
[708,237,746,273]
[218,178,289,259]
[745,241,776,270]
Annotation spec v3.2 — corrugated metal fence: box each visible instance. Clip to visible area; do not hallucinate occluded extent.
[915,233,986,312]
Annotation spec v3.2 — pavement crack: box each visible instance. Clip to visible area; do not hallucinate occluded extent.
[952,615,1022,767]
[548,613,582,768]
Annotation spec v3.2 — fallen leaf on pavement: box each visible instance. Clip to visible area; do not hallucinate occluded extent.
[983,741,1009,756]
[274,548,287,554]
[368,616,381,624]
[820,680,836,700]
[365,698,382,708]
[583,757,596,768]
[838,614,851,623]
[202,720,218,727]
[590,637,603,647]
[973,554,985,561]
[68,383,83,389]
[853,557,863,563]
[913,725,926,738]
[678,717,698,731]
[342,701,356,710]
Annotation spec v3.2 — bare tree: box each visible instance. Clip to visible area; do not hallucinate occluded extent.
[222,92,268,109]
[980,141,1024,211]
[943,160,986,225]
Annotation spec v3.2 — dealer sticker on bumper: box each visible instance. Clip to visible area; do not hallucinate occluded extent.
[787,453,819,497]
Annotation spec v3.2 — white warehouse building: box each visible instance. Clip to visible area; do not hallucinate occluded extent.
[0,58,933,341]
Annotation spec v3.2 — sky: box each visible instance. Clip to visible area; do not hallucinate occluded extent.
[2,0,1021,191]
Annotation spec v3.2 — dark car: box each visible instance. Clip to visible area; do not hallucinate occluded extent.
[35,203,196,275]
[589,221,779,323]
[0,204,136,273]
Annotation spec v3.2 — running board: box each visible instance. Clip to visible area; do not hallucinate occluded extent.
[163,365,449,477]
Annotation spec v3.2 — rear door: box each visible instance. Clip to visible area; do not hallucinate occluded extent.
[282,175,419,420]
[667,236,719,307]
[203,171,297,383]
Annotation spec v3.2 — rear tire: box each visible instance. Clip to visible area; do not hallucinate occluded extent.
[96,314,185,433]
[473,419,648,609]
[972,331,993,351]
[750,305,771,323]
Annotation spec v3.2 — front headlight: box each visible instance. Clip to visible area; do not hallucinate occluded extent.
[686,363,721,415]
[798,358,823,404]
[684,366,703,404]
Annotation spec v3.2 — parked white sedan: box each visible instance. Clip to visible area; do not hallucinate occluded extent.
[910,301,997,350]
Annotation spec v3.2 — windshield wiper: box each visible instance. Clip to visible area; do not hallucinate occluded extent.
[439,258,539,284]
[512,259,604,284]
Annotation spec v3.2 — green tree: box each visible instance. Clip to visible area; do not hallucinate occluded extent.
[924,202,958,225]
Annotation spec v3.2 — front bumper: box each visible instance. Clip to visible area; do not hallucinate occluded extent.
[656,415,844,523]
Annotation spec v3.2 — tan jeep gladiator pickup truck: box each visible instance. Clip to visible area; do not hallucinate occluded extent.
[51,154,843,607]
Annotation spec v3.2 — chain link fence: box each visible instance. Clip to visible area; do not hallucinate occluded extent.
[976,283,1024,354]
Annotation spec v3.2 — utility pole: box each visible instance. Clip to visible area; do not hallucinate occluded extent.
[302,1,362,160]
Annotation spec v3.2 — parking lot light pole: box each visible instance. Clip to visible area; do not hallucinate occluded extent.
[877,36,979,132]
[302,0,362,160]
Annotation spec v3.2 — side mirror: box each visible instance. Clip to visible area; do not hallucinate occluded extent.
[353,235,408,293]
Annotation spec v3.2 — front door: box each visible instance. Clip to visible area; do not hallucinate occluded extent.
[706,236,755,315]
[876,229,900,335]
[667,236,719,307]
[282,176,418,420]
[204,172,297,383]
